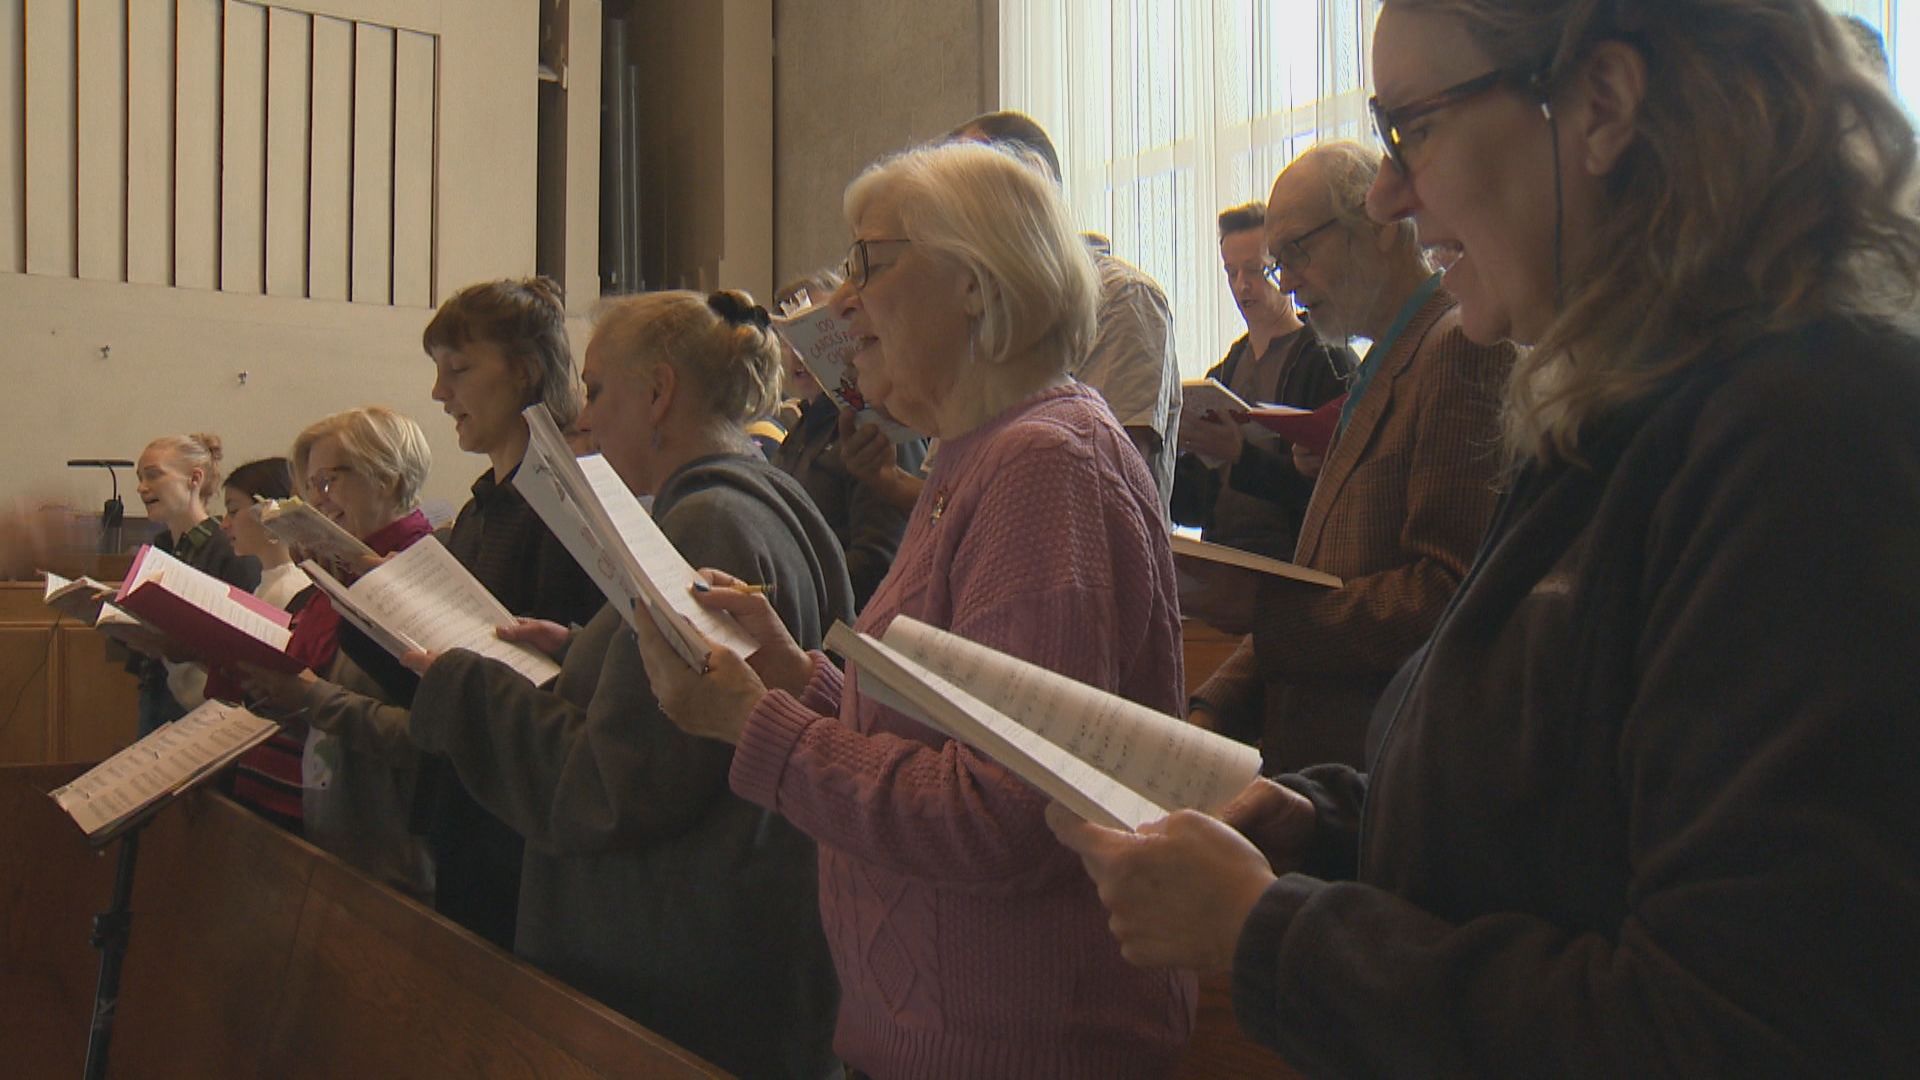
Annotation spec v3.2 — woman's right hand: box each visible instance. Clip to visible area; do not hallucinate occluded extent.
[689,568,813,696]
[497,618,572,659]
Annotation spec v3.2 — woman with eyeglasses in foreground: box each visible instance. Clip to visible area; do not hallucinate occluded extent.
[635,141,1193,1078]
[1049,0,1920,1074]
[241,407,439,896]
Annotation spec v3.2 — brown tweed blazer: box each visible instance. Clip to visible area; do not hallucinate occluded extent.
[1193,287,1514,772]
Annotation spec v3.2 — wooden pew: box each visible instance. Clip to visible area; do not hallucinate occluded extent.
[0,581,141,765]
[0,764,724,1078]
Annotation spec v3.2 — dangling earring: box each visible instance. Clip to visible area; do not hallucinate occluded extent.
[967,321,978,368]
[650,428,663,452]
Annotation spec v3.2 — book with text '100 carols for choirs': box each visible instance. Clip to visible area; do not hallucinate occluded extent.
[827,615,1262,831]
[770,301,921,444]
[512,403,758,670]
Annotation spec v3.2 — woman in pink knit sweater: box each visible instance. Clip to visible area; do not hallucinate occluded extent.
[635,140,1195,1078]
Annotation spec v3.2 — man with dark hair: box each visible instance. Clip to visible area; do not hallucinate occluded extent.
[949,110,1183,514]
[1171,201,1355,558]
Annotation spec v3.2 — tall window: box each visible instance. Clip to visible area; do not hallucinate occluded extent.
[1002,0,1915,379]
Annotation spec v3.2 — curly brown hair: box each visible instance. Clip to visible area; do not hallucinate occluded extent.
[1389,0,1920,463]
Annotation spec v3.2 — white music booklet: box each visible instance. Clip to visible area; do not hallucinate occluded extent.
[826,615,1261,831]
[300,537,561,686]
[49,700,279,843]
[512,404,757,670]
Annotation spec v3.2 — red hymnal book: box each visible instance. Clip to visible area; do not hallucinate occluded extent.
[1244,394,1346,457]
[111,545,302,672]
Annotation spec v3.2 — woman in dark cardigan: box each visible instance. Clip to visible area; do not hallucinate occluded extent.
[401,290,850,1078]
[400,277,606,947]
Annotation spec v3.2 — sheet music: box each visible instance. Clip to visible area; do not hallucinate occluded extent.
[882,616,1259,816]
[300,561,422,661]
[121,546,293,648]
[335,540,562,685]
[50,701,277,837]
[513,405,754,667]
[829,625,1167,830]
[578,455,758,661]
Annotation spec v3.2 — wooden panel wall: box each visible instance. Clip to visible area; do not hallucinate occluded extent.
[9,0,441,305]
[0,585,140,766]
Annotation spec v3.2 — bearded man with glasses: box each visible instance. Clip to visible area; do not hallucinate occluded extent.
[1185,141,1515,775]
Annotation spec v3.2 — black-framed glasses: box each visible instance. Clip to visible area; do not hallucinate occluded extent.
[1370,66,1541,175]
[841,238,912,289]
[1262,218,1340,284]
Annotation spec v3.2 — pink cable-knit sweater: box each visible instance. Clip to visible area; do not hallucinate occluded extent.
[731,382,1194,1079]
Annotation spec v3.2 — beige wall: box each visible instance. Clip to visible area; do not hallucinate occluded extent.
[772,0,999,289]
[0,0,601,517]
[627,0,773,302]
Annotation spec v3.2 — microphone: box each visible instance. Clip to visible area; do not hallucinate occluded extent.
[67,458,138,550]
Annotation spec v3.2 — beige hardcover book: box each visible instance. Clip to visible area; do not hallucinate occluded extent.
[256,496,378,578]
[826,615,1260,831]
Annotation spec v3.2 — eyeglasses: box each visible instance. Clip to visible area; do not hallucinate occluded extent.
[306,466,353,497]
[840,238,912,289]
[1370,66,1542,175]
[1261,218,1340,284]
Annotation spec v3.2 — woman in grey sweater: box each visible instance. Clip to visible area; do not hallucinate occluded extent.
[405,290,852,1078]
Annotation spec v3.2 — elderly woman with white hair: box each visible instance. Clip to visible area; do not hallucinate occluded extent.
[636,141,1193,1077]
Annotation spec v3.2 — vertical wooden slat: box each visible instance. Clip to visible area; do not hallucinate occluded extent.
[351,22,394,304]
[307,14,351,302]
[391,29,434,307]
[23,0,77,277]
[127,0,176,285]
[264,7,309,298]
[0,0,25,274]
[219,0,266,294]
[174,0,221,290]
[76,0,127,282]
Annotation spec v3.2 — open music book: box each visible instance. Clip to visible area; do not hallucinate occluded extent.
[299,537,560,686]
[1170,534,1343,589]
[42,571,121,624]
[256,497,377,577]
[826,616,1261,831]
[1179,378,1345,456]
[110,545,302,671]
[48,700,279,842]
[772,305,920,443]
[513,404,757,669]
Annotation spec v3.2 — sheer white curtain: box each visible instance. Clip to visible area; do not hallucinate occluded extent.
[1002,0,1378,379]
[1002,0,1914,381]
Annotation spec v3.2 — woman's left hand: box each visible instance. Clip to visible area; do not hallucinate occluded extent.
[628,599,768,746]
[235,663,321,716]
[1046,803,1277,973]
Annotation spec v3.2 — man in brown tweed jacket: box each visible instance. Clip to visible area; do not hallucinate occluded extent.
[1187,143,1515,773]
